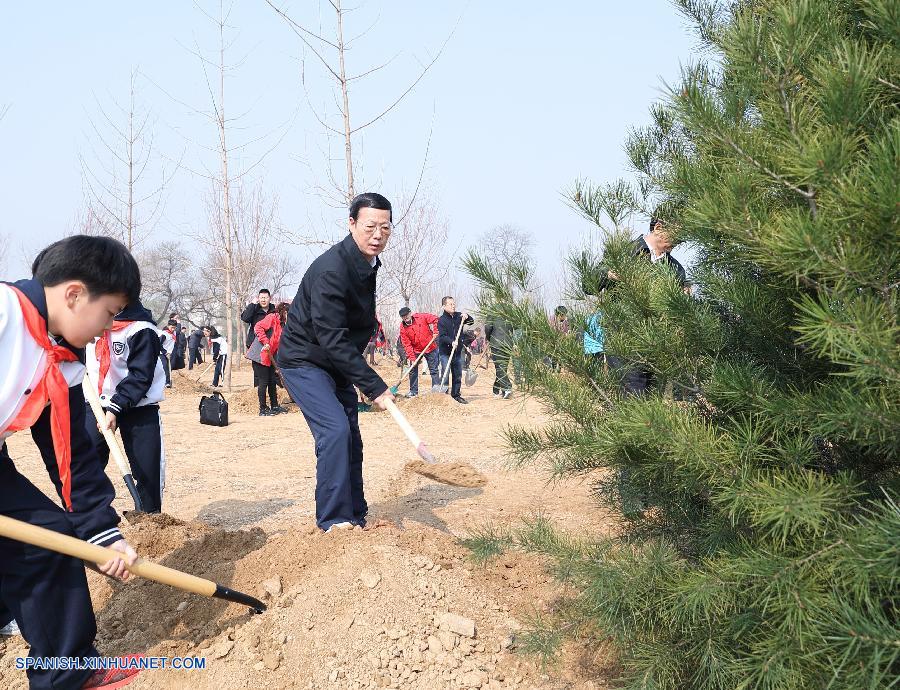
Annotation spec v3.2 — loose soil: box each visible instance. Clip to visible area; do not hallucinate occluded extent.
[405,461,488,489]
[1,360,618,689]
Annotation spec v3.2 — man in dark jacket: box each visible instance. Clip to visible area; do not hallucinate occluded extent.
[276,193,395,532]
[484,317,514,398]
[583,217,687,395]
[437,296,474,404]
[187,327,205,369]
[240,289,276,349]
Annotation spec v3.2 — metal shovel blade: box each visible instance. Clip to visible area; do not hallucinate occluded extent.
[464,369,477,387]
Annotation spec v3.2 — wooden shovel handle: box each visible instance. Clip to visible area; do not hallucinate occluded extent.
[82,374,133,483]
[384,399,435,463]
[439,318,467,387]
[0,514,216,598]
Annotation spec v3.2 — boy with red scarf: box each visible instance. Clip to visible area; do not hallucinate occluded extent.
[85,300,167,513]
[0,235,142,689]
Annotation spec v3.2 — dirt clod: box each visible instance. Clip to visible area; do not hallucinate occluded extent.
[405,459,488,487]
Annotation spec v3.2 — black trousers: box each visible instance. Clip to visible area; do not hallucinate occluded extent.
[212,355,227,387]
[85,404,164,513]
[188,347,203,369]
[252,361,278,410]
[160,353,171,385]
[492,350,512,393]
[0,445,98,689]
[281,366,366,530]
[440,352,463,398]
[606,355,652,396]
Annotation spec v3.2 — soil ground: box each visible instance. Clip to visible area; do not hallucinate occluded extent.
[0,357,617,689]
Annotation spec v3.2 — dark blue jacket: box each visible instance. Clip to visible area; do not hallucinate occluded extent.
[438,311,475,357]
[276,234,388,399]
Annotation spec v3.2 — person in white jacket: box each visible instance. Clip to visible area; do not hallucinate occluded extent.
[85,299,167,513]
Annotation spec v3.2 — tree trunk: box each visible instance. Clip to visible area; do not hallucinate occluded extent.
[335,0,354,202]
[219,2,234,391]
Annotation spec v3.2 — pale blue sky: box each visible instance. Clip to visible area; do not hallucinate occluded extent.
[0,1,697,295]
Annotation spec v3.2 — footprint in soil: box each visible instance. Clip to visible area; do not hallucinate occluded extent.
[96,527,267,655]
[371,483,482,533]
[196,497,295,529]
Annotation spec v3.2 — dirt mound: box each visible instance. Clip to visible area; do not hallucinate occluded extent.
[169,371,213,396]
[104,522,559,689]
[406,460,488,488]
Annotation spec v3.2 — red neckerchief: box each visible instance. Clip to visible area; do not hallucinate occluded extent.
[6,286,78,510]
[94,321,134,394]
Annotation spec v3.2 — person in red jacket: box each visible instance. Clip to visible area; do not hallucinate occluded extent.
[398,307,440,397]
[252,301,290,416]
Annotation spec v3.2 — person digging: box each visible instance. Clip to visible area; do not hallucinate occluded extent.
[276,193,396,532]
[397,306,440,398]
[437,296,474,404]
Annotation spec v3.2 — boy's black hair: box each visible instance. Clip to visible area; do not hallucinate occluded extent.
[258,288,271,296]
[399,307,411,317]
[555,305,568,316]
[349,192,392,222]
[32,235,141,303]
[649,217,661,231]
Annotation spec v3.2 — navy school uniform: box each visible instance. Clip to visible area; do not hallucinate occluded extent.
[0,279,125,690]
[276,233,389,531]
[211,336,228,387]
[85,301,167,513]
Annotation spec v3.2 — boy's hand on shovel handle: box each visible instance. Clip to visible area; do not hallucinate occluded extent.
[97,538,138,581]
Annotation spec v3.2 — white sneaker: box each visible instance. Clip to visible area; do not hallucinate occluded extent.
[325,521,354,533]
[0,619,21,636]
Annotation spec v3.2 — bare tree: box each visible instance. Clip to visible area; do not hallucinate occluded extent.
[265,0,458,221]
[472,224,539,302]
[378,186,452,308]
[80,70,177,251]
[202,181,299,359]
[141,241,219,325]
[269,253,301,301]
[151,0,298,389]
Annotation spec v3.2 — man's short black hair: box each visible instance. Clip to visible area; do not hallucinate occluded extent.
[349,192,392,222]
[399,307,411,317]
[441,296,454,306]
[258,289,271,296]
[32,235,141,303]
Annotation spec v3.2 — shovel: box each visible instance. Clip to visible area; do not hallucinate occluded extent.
[82,373,145,513]
[433,318,466,394]
[391,332,438,395]
[464,348,489,387]
[0,514,266,614]
[384,398,436,463]
[194,360,215,382]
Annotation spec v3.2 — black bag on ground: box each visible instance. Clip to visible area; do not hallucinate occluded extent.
[199,392,229,427]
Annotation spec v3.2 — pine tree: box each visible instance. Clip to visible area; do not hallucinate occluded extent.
[463,1,899,687]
